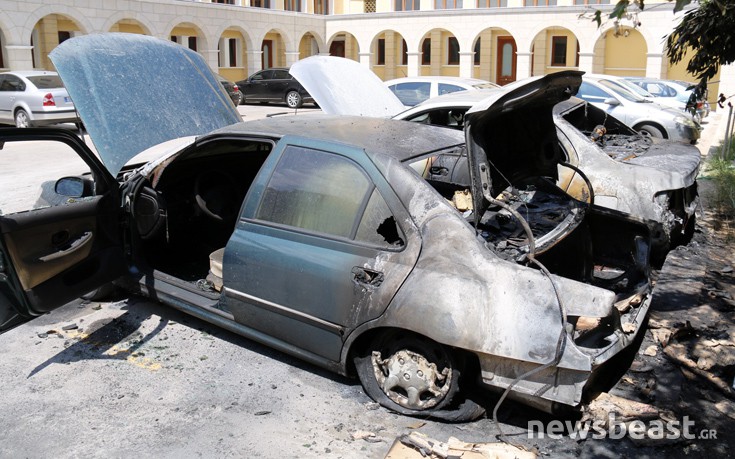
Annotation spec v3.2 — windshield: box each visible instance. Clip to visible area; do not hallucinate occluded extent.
[598,80,647,102]
[616,79,654,98]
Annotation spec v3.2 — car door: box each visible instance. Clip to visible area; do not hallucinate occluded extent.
[0,75,20,125]
[243,70,272,102]
[0,128,126,331]
[222,136,420,363]
[269,69,292,102]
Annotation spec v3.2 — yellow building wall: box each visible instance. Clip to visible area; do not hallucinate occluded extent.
[667,49,721,106]
[113,22,147,34]
[34,15,81,70]
[377,0,391,13]
[603,27,646,77]
[171,26,199,38]
[264,32,286,67]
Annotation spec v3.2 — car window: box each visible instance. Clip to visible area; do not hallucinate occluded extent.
[256,145,372,239]
[0,137,93,216]
[390,82,431,106]
[355,189,404,247]
[438,83,465,96]
[598,80,644,102]
[0,75,25,92]
[27,75,64,90]
[272,70,291,80]
[577,82,611,103]
[251,71,271,81]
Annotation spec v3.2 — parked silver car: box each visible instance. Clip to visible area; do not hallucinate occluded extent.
[576,74,701,144]
[1,35,654,420]
[0,71,79,128]
[625,77,710,123]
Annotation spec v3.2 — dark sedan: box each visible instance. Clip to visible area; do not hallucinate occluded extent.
[236,68,314,109]
[217,75,242,106]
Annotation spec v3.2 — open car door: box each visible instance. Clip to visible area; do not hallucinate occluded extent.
[0,128,126,331]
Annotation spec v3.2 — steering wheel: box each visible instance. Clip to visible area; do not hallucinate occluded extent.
[194,170,239,222]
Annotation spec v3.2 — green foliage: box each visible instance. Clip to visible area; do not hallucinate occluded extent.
[667,0,735,81]
[707,137,735,215]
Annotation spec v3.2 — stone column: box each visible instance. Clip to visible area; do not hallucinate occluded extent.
[285,51,300,67]
[516,51,532,80]
[406,51,421,77]
[247,50,263,76]
[4,45,35,70]
[459,51,474,78]
[645,53,666,79]
[577,52,594,75]
[359,52,372,69]
[201,49,221,72]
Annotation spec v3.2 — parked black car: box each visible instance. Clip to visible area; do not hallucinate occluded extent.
[236,68,314,109]
[217,75,242,106]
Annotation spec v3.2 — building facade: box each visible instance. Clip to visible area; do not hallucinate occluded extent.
[0,0,730,99]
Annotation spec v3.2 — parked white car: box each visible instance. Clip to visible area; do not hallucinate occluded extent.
[0,71,79,128]
[384,76,498,106]
[625,77,710,123]
[575,74,701,144]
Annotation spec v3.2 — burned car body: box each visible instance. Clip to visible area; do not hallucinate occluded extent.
[387,90,700,256]
[0,35,653,419]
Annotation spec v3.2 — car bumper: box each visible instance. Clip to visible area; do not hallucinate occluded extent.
[30,109,80,125]
[673,122,701,143]
[477,285,652,410]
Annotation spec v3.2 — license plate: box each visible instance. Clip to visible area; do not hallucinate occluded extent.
[64,97,71,103]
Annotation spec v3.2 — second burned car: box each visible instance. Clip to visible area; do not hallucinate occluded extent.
[1,34,653,420]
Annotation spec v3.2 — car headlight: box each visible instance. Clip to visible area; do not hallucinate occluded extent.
[674,115,696,128]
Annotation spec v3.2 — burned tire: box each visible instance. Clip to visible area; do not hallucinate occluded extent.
[354,331,463,417]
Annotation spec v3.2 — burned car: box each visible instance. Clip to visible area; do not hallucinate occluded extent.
[0,34,653,420]
[293,58,700,258]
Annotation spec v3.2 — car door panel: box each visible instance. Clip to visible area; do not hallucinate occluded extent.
[223,136,420,362]
[0,128,125,326]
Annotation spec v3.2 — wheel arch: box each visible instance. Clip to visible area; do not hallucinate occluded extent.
[632,120,668,139]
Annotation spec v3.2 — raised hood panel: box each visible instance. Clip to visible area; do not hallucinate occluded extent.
[50,33,242,177]
[290,55,407,118]
[465,71,582,207]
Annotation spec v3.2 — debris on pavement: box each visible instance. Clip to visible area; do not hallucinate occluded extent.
[385,432,536,459]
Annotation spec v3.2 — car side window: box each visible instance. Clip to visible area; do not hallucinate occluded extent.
[0,75,25,92]
[0,138,93,216]
[256,146,372,239]
[438,83,464,96]
[577,82,609,103]
[273,70,291,80]
[251,71,268,81]
[355,189,404,247]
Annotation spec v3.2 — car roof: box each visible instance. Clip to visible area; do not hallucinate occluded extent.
[0,70,59,77]
[209,114,465,161]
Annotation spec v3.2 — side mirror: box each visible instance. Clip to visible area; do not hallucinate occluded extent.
[55,176,93,198]
[603,97,621,106]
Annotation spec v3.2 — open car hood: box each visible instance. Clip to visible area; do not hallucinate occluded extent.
[49,33,242,177]
[464,71,582,217]
[290,55,407,118]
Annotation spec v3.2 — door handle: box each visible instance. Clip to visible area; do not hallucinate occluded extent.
[429,166,449,175]
[39,231,92,262]
[351,266,384,287]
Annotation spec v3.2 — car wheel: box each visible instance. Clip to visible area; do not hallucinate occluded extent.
[286,90,303,109]
[14,109,31,128]
[636,124,664,139]
[354,331,462,416]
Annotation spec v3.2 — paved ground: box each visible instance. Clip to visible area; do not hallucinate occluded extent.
[0,104,732,458]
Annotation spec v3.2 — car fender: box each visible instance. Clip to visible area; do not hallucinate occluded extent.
[340,204,616,374]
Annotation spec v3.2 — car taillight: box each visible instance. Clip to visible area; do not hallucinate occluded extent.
[233,85,240,93]
[42,93,56,107]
